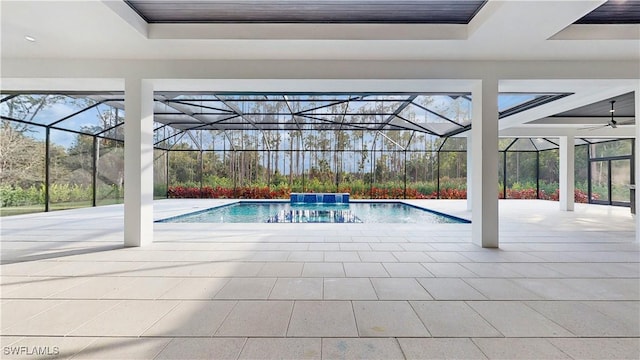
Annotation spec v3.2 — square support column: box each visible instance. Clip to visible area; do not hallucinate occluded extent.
[636,87,640,243]
[559,136,575,211]
[124,78,154,247]
[466,134,473,211]
[471,78,499,248]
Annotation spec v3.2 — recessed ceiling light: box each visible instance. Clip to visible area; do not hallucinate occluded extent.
[24,35,36,42]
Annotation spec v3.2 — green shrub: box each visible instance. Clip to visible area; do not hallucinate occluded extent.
[0,184,44,207]
[202,175,234,188]
[98,184,124,200]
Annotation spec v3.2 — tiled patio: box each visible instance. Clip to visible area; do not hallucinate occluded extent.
[1,200,638,359]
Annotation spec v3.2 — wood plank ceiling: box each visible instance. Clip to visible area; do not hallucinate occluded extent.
[125,0,487,24]
[575,0,640,24]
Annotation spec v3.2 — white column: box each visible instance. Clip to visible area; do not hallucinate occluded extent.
[559,136,575,211]
[466,133,473,211]
[471,78,499,248]
[635,87,640,243]
[124,78,154,247]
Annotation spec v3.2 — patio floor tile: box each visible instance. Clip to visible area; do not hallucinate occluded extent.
[382,263,433,277]
[269,278,323,300]
[215,301,293,337]
[473,338,571,359]
[71,337,171,360]
[392,251,434,262]
[258,262,304,277]
[324,251,360,262]
[399,338,488,360]
[548,338,640,360]
[3,300,118,336]
[358,252,397,262]
[422,262,477,277]
[525,301,640,336]
[2,277,91,299]
[158,278,229,300]
[288,251,324,262]
[155,338,245,360]
[214,278,276,300]
[323,278,377,300]
[468,301,574,337]
[0,299,64,331]
[462,278,543,300]
[143,300,236,336]
[50,277,138,300]
[322,338,404,360]
[370,278,432,300]
[302,263,345,277]
[352,301,429,337]
[68,300,178,336]
[101,277,185,300]
[287,301,358,337]
[410,301,502,337]
[417,278,486,300]
[239,338,320,360]
[343,263,389,277]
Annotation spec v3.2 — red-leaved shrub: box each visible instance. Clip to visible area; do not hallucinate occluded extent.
[167,186,591,202]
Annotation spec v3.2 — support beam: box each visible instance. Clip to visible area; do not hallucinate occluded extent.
[500,126,635,138]
[44,128,50,212]
[92,137,98,207]
[466,134,473,211]
[124,78,154,247]
[471,78,499,248]
[559,135,575,211]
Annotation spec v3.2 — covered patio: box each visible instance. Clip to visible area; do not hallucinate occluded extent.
[2,0,639,359]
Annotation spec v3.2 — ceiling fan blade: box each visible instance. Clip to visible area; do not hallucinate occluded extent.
[578,100,632,131]
[578,124,608,131]
[615,119,635,126]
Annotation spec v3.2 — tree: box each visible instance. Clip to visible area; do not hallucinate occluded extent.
[1,95,85,190]
[0,121,45,187]
[334,130,350,188]
[165,143,199,186]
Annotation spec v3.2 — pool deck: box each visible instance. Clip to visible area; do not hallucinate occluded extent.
[1,199,638,359]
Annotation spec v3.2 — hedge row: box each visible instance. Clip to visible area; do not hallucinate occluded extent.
[0,184,123,207]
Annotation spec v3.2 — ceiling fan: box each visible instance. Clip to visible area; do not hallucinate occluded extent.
[581,100,633,130]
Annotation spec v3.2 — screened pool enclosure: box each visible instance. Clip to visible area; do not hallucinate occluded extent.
[0,92,633,216]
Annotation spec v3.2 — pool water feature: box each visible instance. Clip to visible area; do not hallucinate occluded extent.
[157,201,470,224]
[290,192,350,204]
[267,208,361,223]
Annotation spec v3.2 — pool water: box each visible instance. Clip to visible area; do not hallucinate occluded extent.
[158,202,469,224]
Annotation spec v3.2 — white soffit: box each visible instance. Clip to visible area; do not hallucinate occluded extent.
[150,79,478,93]
[552,24,640,40]
[500,126,635,138]
[148,23,469,41]
[0,78,124,92]
[1,0,638,61]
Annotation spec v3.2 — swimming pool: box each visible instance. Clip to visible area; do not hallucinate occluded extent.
[157,201,470,224]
